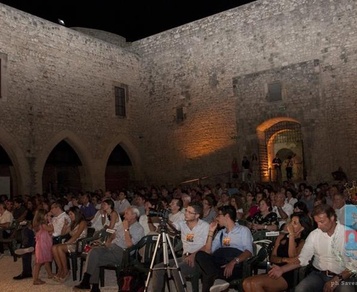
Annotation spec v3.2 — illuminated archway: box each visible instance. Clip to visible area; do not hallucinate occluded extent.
[257,117,304,183]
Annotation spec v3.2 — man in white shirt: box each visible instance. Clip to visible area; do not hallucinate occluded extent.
[268,204,357,292]
[272,192,293,229]
[0,201,14,257]
[49,201,71,244]
[168,198,185,224]
[150,202,209,292]
[114,191,131,218]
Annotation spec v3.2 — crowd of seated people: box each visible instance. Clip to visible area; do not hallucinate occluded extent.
[0,179,355,291]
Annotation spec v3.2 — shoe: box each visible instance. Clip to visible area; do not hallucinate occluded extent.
[13,273,33,280]
[0,253,4,259]
[15,247,34,255]
[209,279,230,292]
[74,282,91,290]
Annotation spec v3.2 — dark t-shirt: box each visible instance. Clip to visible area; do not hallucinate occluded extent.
[13,205,27,220]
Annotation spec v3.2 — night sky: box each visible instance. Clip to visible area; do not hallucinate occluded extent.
[0,0,256,42]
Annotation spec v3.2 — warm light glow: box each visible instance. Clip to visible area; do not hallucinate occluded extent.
[175,109,237,160]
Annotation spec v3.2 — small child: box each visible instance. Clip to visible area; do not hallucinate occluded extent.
[32,208,54,285]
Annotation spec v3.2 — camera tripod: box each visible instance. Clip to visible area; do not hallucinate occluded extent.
[144,219,187,292]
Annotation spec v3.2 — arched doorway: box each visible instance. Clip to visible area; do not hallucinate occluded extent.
[42,140,82,195]
[105,144,132,191]
[257,118,305,183]
[0,146,13,197]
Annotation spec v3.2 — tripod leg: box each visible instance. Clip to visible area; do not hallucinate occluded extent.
[144,230,187,292]
[144,233,162,292]
[165,233,187,292]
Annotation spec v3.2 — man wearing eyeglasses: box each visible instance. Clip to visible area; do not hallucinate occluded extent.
[195,205,254,292]
[150,201,209,292]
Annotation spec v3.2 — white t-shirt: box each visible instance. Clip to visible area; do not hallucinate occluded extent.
[0,210,13,225]
[51,211,71,237]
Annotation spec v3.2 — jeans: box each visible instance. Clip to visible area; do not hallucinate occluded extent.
[195,248,243,292]
[295,271,357,292]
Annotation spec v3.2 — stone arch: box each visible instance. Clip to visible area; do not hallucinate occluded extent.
[257,117,304,182]
[0,127,30,196]
[102,134,142,189]
[34,130,94,194]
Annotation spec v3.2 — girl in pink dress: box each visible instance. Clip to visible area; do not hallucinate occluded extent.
[32,208,54,285]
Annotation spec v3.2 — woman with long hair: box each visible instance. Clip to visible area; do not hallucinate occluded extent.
[243,212,313,292]
[102,198,121,234]
[52,206,87,282]
[229,195,244,221]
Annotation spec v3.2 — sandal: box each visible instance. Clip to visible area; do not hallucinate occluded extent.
[33,279,46,285]
[48,274,55,279]
[59,272,70,282]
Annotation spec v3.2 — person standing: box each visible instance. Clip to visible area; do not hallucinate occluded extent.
[32,208,54,285]
[272,154,282,183]
[13,222,35,280]
[268,204,357,292]
[241,156,251,182]
[285,155,293,181]
[231,158,239,179]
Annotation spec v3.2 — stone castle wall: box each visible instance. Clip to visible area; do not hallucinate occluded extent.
[132,0,357,184]
[0,0,357,193]
[0,4,144,194]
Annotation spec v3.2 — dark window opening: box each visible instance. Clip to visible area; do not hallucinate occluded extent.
[267,82,282,101]
[176,107,186,123]
[115,86,126,117]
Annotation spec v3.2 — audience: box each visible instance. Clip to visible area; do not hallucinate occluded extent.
[243,212,313,292]
[52,206,87,282]
[0,201,14,258]
[247,198,279,232]
[195,205,253,292]
[272,192,294,229]
[168,198,185,224]
[299,185,315,213]
[268,204,356,292]
[150,202,209,292]
[0,175,356,292]
[74,206,144,292]
[79,193,97,222]
[201,195,217,223]
[114,190,131,218]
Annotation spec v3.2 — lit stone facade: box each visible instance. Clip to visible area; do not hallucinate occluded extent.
[0,0,356,195]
